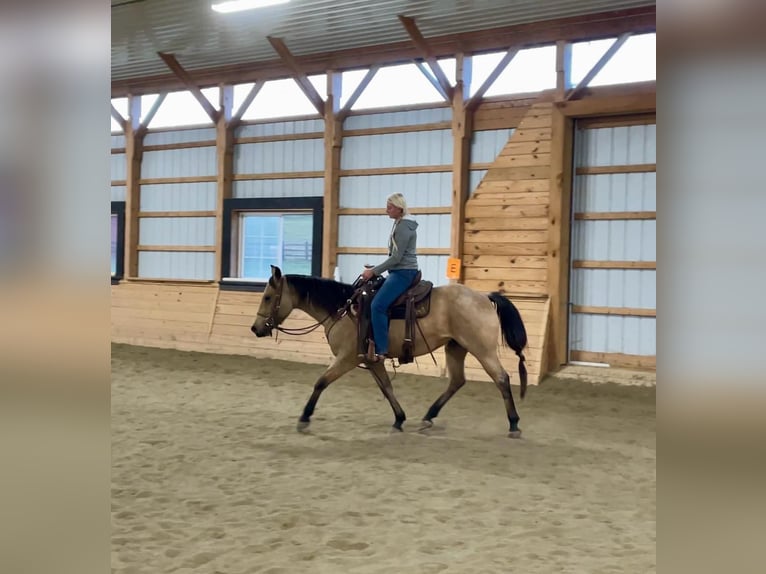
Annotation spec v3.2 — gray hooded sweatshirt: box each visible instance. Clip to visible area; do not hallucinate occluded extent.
[372,218,418,275]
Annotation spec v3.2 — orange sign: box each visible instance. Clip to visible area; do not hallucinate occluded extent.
[446,258,462,279]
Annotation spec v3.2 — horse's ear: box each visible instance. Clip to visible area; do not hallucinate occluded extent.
[270,265,282,280]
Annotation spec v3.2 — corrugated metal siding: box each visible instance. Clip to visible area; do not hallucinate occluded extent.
[337,215,450,248]
[233,179,324,199]
[144,128,216,145]
[139,217,216,246]
[336,254,450,287]
[138,252,215,280]
[234,139,324,173]
[577,124,656,166]
[236,119,324,138]
[344,108,451,129]
[111,153,127,181]
[112,135,125,148]
[469,170,487,194]
[112,186,126,202]
[471,129,515,163]
[339,173,452,208]
[140,183,217,211]
[569,121,657,362]
[341,131,452,169]
[142,148,217,178]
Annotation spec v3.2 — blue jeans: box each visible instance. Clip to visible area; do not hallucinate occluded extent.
[370,269,419,355]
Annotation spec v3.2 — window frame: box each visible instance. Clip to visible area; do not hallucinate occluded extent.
[111,201,126,284]
[220,197,323,292]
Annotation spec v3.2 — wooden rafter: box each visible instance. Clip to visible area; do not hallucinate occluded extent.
[267,36,326,116]
[397,15,454,101]
[414,60,448,100]
[135,92,167,137]
[566,33,631,101]
[157,52,220,122]
[230,81,264,128]
[111,104,127,130]
[337,65,379,121]
[465,47,519,111]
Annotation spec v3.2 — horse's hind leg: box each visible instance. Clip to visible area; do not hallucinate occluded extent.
[367,362,407,431]
[477,354,522,438]
[420,340,467,429]
[297,356,357,432]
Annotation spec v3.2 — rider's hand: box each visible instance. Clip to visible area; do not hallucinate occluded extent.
[361,268,375,281]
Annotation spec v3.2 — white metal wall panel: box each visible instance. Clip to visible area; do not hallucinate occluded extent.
[139,217,216,246]
[469,170,488,195]
[237,119,324,138]
[471,129,514,163]
[142,148,217,178]
[577,124,656,166]
[140,183,217,211]
[144,128,216,145]
[111,186,126,202]
[341,131,452,169]
[233,178,324,199]
[138,252,215,280]
[111,153,126,181]
[339,173,452,208]
[338,215,450,249]
[234,139,324,173]
[344,108,451,130]
[112,135,125,148]
[336,254,450,287]
[569,121,657,364]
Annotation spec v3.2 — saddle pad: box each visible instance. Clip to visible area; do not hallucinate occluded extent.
[388,296,431,320]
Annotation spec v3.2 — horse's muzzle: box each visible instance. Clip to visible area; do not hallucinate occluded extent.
[251,324,271,338]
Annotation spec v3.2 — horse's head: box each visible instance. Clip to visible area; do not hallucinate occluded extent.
[251,266,294,337]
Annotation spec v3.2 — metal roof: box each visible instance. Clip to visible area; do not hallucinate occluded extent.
[112,0,655,90]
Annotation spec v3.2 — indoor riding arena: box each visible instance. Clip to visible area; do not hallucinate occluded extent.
[111,1,656,572]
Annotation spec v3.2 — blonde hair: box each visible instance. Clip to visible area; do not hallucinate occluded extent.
[386,193,410,217]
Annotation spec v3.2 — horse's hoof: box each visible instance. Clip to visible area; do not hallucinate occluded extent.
[391,422,404,432]
[507,429,522,439]
[297,420,311,433]
[418,419,433,432]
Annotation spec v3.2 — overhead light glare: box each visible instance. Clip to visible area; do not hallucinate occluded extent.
[211,0,289,14]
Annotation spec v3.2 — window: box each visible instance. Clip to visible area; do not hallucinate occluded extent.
[111,202,125,282]
[221,197,323,291]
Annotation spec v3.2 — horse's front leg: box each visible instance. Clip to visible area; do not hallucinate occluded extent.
[367,362,407,431]
[297,355,357,432]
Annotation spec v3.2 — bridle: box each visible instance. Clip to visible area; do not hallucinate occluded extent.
[256,276,345,337]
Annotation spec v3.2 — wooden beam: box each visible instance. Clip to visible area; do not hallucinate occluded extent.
[575,164,655,175]
[555,40,572,99]
[566,33,631,101]
[337,65,379,121]
[124,95,144,279]
[573,260,655,270]
[338,207,452,215]
[135,92,167,137]
[111,104,127,131]
[267,36,326,116]
[322,71,342,277]
[113,7,656,97]
[465,48,519,111]
[572,305,655,317]
[157,52,220,122]
[546,105,574,372]
[414,60,448,100]
[575,211,656,220]
[570,350,655,370]
[215,85,235,281]
[450,53,472,281]
[230,81,264,128]
[556,90,656,117]
[397,15,454,101]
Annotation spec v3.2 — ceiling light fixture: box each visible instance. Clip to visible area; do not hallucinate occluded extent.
[211,0,289,14]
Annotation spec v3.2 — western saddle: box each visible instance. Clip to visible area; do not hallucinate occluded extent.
[354,270,433,364]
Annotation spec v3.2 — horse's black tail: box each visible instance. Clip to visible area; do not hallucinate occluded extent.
[488,292,528,399]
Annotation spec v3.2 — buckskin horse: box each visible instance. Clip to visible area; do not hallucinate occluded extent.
[251,266,528,437]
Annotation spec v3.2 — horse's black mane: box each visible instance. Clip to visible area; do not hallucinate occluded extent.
[284,275,356,315]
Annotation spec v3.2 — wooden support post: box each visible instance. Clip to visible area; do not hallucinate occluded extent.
[450,54,472,282]
[546,106,574,369]
[124,95,144,278]
[215,85,235,281]
[322,71,343,277]
[556,40,572,100]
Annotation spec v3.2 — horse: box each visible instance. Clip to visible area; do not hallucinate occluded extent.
[251,265,529,438]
